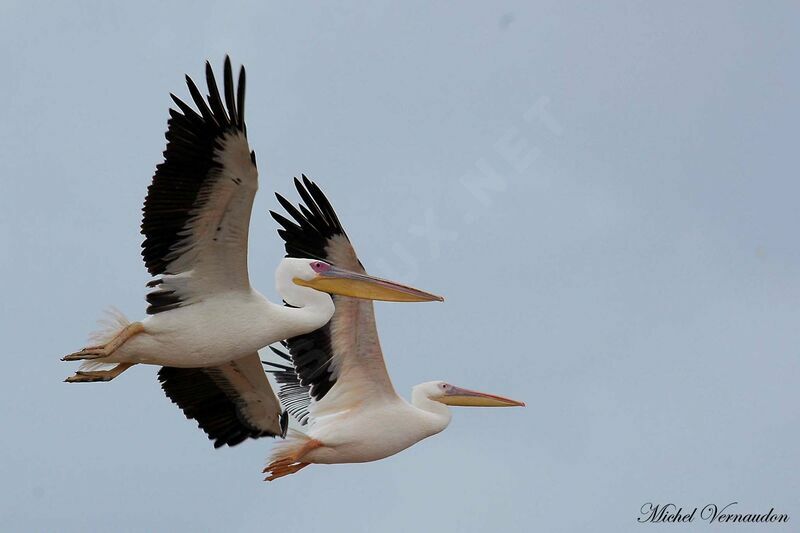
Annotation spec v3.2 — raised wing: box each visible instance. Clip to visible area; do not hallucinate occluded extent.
[142,57,258,314]
[269,176,398,424]
[159,354,287,447]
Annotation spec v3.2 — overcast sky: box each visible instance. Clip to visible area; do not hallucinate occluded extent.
[1,2,798,532]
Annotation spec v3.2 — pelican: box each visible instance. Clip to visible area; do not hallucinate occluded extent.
[61,57,442,443]
[260,177,525,481]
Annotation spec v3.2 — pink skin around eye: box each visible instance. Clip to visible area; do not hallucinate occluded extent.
[310,261,331,274]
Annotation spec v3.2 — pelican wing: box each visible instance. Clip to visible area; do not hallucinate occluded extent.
[142,57,258,314]
[269,177,397,423]
[158,354,287,447]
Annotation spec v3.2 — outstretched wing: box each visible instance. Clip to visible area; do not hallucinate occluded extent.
[142,57,258,314]
[263,345,312,425]
[269,176,398,424]
[159,354,287,448]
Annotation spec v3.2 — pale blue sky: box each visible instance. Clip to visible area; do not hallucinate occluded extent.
[1,2,798,532]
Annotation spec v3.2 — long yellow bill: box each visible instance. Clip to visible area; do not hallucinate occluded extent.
[294,266,444,302]
[439,386,525,407]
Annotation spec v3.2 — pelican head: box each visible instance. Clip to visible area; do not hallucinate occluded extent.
[425,381,525,407]
[277,258,444,303]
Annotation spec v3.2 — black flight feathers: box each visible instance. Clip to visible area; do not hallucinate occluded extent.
[270,176,347,262]
[158,365,287,448]
[262,345,313,426]
[140,57,251,282]
[171,57,246,134]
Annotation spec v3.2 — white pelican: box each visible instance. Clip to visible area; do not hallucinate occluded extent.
[61,57,442,444]
[260,177,525,481]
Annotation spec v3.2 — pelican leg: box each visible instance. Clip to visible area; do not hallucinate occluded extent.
[264,456,296,470]
[65,363,135,383]
[263,439,322,478]
[265,462,309,482]
[62,322,145,361]
[263,439,322,471]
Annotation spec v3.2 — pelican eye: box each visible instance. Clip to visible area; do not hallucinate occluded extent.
[310,261,331,273]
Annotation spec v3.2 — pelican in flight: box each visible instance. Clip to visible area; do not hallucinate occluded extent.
[259,177,525,481]
[61,58,442,442]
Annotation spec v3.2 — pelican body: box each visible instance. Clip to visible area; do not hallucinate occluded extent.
[61,58,442,446]
[90,281,314,369]
[80,258,434,369]
[283,382,523,466]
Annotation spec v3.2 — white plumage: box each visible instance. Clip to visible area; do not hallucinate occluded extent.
[61,57,520,475]
[61,58,442,447]
[261,179,524,480]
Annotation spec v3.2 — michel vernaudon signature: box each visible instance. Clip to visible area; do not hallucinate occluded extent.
[638,502,789,524]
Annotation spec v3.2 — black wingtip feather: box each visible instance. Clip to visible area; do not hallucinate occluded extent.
[223,57,237,128]
[185,74,214,122]
[237,66,246,130]
[270,346,293,361]
[269,210,298,232]
[205,61,228,125]
[273,176,347,261]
